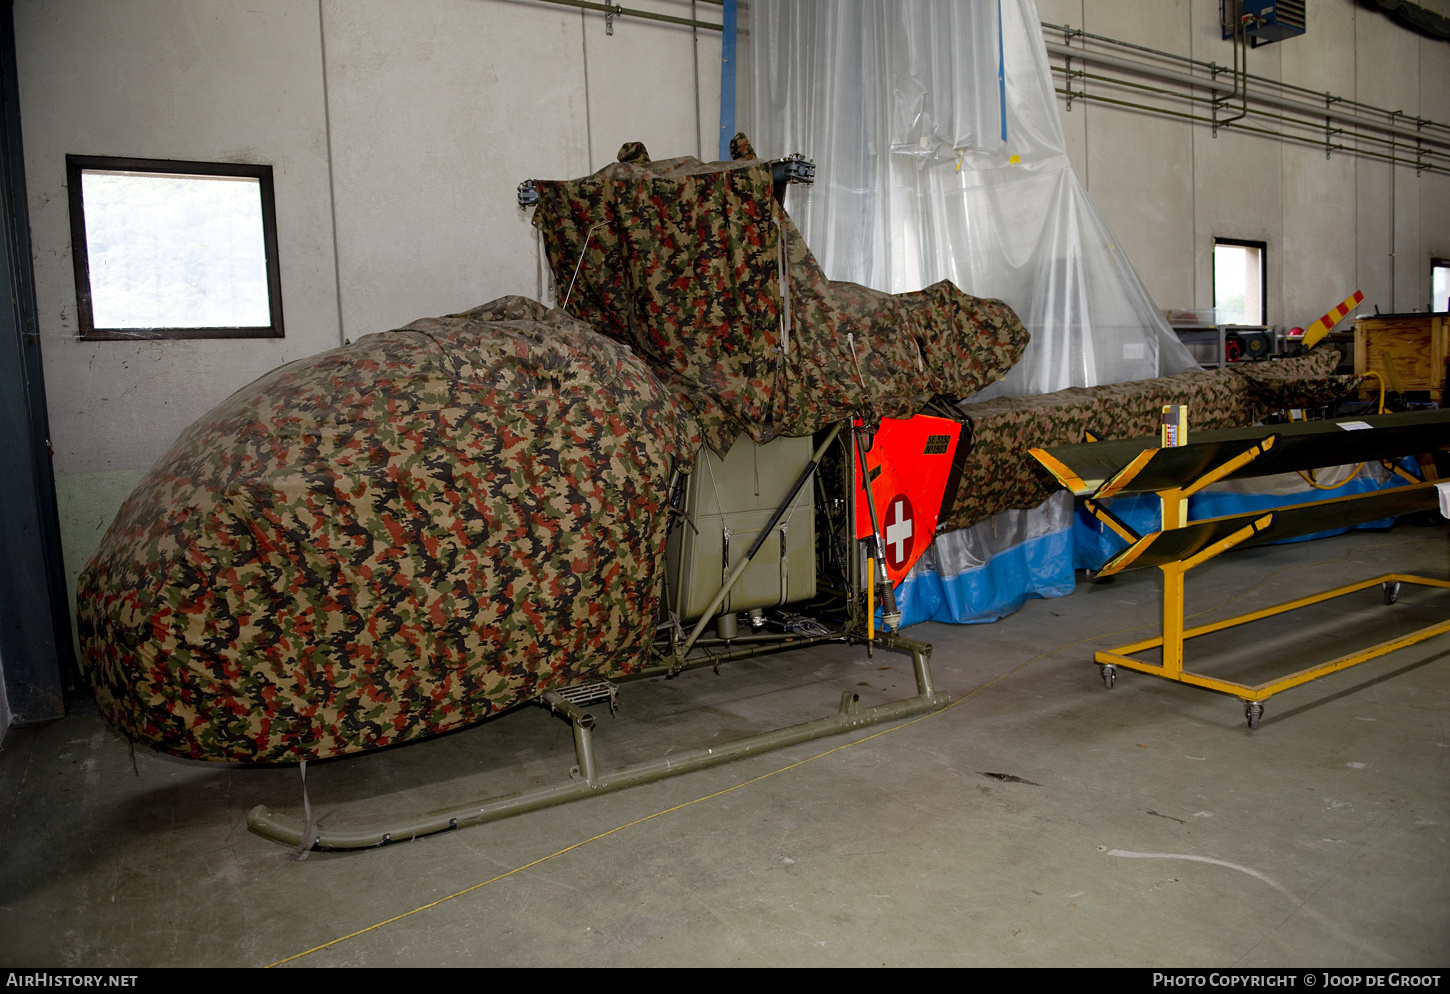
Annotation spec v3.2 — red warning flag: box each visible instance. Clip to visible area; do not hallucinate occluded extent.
[854,414,965,587]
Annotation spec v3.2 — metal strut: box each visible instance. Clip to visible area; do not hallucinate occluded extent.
[854,421,902,632]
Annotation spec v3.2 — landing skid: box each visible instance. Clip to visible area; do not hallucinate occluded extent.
[248,634,946,851]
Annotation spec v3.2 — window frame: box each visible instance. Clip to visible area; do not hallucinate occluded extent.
[1212,237,1268,326]
[1433,257,1450,314]
[66,154,285,341]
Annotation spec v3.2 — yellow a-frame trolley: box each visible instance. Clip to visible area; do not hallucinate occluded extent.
[1031,410,1450,727]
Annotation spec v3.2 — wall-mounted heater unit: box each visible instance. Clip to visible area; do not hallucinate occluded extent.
[1222,1,1306,46]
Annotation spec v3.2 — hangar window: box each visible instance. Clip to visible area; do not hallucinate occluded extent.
[1213,238,1266,326]
[66,155,284,340]
[1433,258,1449,313]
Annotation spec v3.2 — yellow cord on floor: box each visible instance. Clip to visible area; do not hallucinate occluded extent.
[1296,371,1386,490]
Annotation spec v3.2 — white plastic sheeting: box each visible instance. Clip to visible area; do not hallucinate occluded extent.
[746,0,1201,623]
[746,0,1199,398]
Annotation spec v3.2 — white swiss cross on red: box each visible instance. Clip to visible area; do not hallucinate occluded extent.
[883,493,914,571]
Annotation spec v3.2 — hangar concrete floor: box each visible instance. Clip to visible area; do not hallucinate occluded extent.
[1,523,1447,968]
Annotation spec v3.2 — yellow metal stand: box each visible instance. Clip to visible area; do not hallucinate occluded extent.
[1096,561,1450,727]
[1031,411,1450,728]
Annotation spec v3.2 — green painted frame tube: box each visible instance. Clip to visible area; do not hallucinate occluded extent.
[248,637,944,851]
[541,691,598,781]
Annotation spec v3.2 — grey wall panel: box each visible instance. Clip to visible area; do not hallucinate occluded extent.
[17,0,341,477]
[1040,0,1448,325]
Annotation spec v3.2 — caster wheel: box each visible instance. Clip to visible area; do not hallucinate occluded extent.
[1101,664,1116,690]
[1383,581,1401,605]
[1244,700,1263,730]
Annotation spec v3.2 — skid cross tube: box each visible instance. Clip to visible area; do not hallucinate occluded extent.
[247,634,945,851]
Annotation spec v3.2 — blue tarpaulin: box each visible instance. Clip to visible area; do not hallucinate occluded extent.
[892,468,1415,629]
[895,522,1075,626]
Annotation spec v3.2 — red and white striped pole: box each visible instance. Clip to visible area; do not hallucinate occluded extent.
[1301,290,1365,348]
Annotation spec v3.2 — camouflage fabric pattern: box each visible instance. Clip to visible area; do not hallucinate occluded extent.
[943,349,1361,531]
[77,298,696,763]
[533,135,1029,454]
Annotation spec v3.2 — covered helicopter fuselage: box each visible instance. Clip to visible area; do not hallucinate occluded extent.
[78,137,1037,764]
[79,298,694,762]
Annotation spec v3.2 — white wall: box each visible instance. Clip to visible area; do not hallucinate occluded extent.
[320,0,586,337]
[1036,0,1450,325]
[13,0,722,655]
[20,0,720,477]
[20,0,341,476]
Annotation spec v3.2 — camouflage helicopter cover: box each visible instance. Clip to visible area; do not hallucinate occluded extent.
[944,348,1362,531]
[532,137,1364,536]
[77,298,696,763]
[532,135,1030,455]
